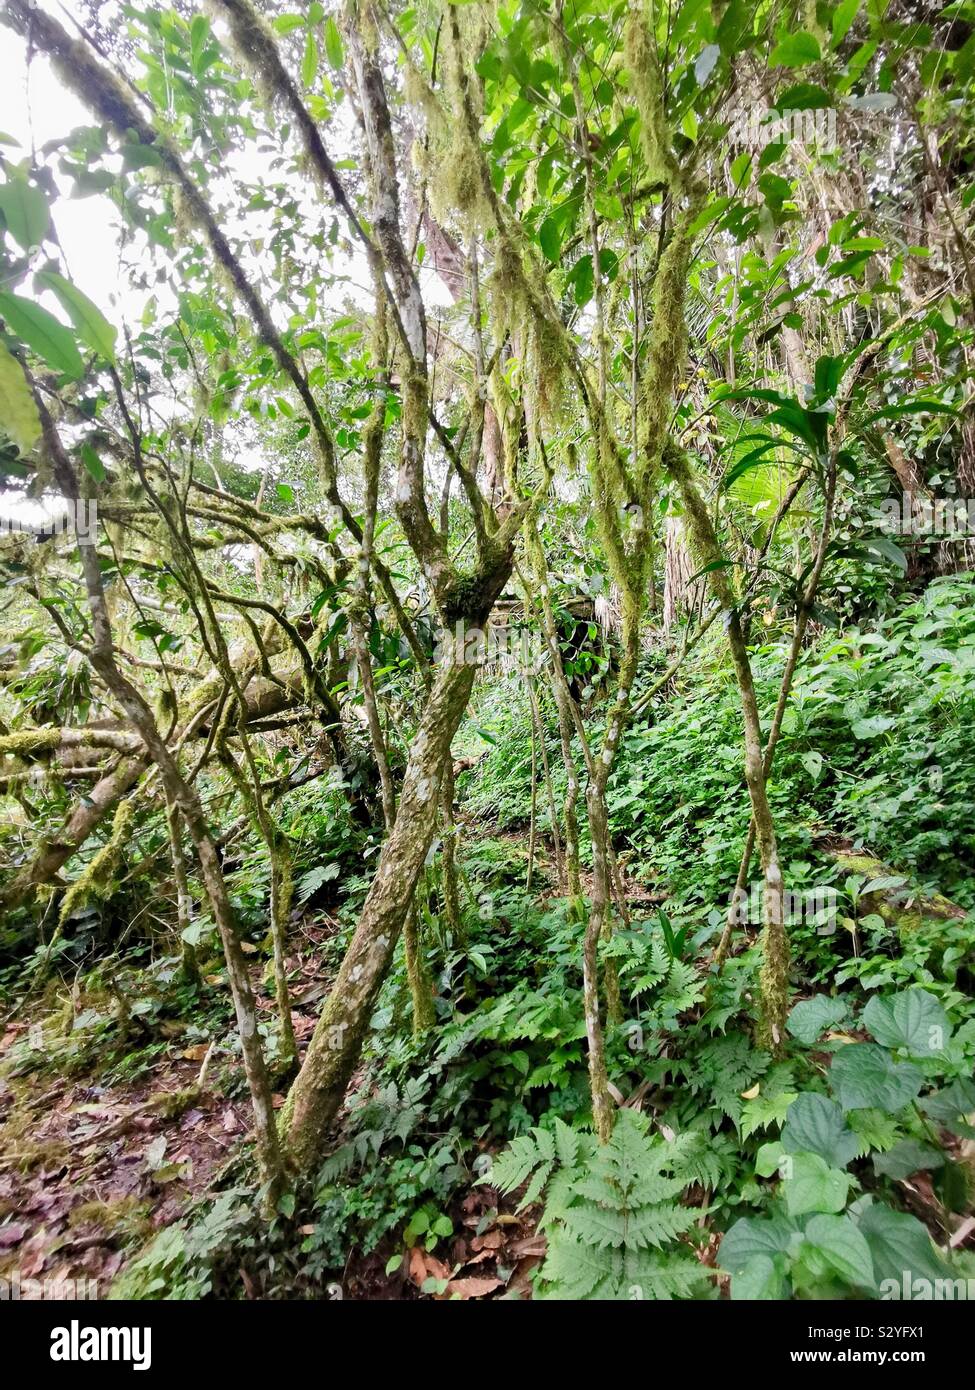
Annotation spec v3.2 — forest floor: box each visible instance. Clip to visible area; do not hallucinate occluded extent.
[0,896,548,1299]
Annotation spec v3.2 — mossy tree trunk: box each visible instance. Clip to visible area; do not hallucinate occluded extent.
[281,657,475,1172]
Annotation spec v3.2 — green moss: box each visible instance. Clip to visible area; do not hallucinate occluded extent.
[0,729,62,761]
[58,799,135,926]
[623,7,680,190]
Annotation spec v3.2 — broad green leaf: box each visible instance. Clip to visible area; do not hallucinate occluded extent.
[719,1212,799,1274]
[803,1214,874,1289]
[786,995,848,1046]
[872,1139,944,1180]
[0,177,49,252]
[783,1152,852,1216]
[770,32,822,68]
[0,339,41,452]
[850,714,895,739]
[80,441,106,483]
[829,1044,923,1114]
[832,0,861,47]
[0,292,83,378]
[778,83,832,110]
[863,989,950,1058]
[34,271,116,362]
[919,1077,975,1129]
[731,1252,786,1299]
[273,14,304,36]
[863,537,908,573]
[860,874,907,894]
[538,216,561,264]
[694,44,720,84]
[782,1093,860,1167]
[850,1197,949,1286]
[800,750,823,783]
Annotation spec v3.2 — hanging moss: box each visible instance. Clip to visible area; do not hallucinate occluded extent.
[623,6,680,191]
[427,9,490,228]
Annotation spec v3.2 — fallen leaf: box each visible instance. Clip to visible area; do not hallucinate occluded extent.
[443,1275,502,1300]
[408,1245,427,1287]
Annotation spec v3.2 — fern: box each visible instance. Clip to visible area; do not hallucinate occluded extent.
[486,1112,711,1300]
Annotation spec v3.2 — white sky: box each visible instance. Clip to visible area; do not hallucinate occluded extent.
[0,1,459,529]
[1,2,131,320]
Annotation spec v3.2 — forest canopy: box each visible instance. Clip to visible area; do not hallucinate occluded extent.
[1,0,975,1311]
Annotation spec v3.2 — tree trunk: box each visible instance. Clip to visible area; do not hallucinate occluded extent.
[281,658,475,1172]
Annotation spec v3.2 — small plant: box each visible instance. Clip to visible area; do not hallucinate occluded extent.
[485,1111,711,1300]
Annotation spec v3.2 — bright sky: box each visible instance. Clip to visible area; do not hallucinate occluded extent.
[1,1,130,318]
[1,0,457,525]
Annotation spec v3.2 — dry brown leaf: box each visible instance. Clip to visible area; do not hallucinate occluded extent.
[422,1252,451,1282]
[443,1275,502,1300]
[407,1246,428,1287]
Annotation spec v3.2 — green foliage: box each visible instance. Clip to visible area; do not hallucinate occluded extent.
[487,1111,711,1300]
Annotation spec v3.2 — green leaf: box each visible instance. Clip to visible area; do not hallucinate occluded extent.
[778,83,832,110]
[786,995,848,1046]
[34,271,116,362]
[920,1077,975,1129]
[850,714,896,739]
[80,441,106,483]
[0,292,83,378]
[538,216,561,264]
[770,32,822,68]
[814,353,844,400]
[0,339,41,452]
[872,1139,944,1180]
[799,750,823,783]
[567,254,595,306]
[694,44,721,84]
[863,537,908,573]
[829,1044,923,1114]
[850,1196,949,1286]
[783,1152,852,1216]
[719,1212,799,1274]
[782,1093,860,1168]
[302,33,319,88]
[324,16,344,70]
[803,1213,874,1289]
[0,178,49,252]
[832,0,861,48]
[863,989,950,1059]
[732,1252,786,1299]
